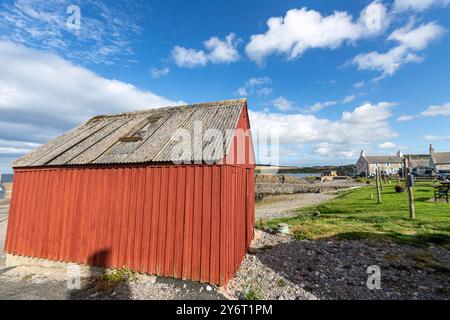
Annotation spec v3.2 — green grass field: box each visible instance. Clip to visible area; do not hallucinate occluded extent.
[264,182,450,246]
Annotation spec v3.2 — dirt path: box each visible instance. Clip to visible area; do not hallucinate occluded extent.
[255,192,338,220]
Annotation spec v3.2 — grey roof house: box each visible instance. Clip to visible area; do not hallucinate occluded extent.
[429,145,450,171]
[356,150,404,176]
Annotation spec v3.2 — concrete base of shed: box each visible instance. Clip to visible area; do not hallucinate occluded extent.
[5,253,105,277]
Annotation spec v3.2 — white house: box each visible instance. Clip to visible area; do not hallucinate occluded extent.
[356,150,404,177]
[429,145,450,171]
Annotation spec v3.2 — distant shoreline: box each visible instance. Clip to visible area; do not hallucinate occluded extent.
[256,165,356,175]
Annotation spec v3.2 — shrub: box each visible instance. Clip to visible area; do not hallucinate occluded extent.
[395,185,406,193]
[245,289,262,300]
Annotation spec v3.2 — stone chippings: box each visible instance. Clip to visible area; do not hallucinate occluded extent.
[1,231,448,300]
[227,231,450,300]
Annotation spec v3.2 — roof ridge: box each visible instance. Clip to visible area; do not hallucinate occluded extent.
[87,98,246,123]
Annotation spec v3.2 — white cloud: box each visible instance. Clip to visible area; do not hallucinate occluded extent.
[393,0,450,12]
[341,102,396,125]
[257,87,273,96]
[397,115,416,121]
[172,33,240,68]
[0,139,40,156]
[0,41,182,161]
[304,101,336,113]
[151,67,170,79]
[388,21,445,50]
[342,95,356,104]
[397,102,450,121]
[272,97,295,112]
[421,102,450,116]
[0,0,143,65]
[249,102,396,159]
[353,22,445,76]
[303,95,356,114]
[245,1,389,65]
[354,81,366,89]
[0,147,33,155]
[172,46,208,68]
[204,33,241,64]
[236,77,272,97]
[313,143,360,159]
[353,46,423,76]
[379,141,396,149]
[424,135,450,141]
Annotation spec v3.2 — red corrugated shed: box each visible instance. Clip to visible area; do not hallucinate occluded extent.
[5,99,255,285]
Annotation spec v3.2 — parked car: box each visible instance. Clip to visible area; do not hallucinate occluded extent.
[322,170,337,177]
[438,170,450,180]
[424,169,436,178]
[412,168,435,177]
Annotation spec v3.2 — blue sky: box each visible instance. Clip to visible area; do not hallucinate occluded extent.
[0,0,450,173]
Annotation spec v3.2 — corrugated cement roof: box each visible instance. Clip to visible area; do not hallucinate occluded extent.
[432,152,450,165]
[13,99,247,168]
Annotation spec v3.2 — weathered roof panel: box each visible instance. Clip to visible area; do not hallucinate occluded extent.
[432,152,450,165]
[365,156,403,164]
[409,158,430,168]
[12,99,247,168]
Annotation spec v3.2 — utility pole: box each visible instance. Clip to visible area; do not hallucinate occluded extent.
[404,157,415,220]
[375,167,382,204]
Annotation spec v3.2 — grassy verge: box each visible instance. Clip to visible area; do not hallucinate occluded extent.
[264,182,450,246]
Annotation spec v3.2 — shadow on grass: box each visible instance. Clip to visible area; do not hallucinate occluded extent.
[415,197,434,202]
[333,231,450,247]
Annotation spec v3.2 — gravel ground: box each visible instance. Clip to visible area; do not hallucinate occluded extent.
[0,266,225,300]
[0,231,448,300]
[226,232,317,300]
[255,192,338,220]
[230,231,450,300]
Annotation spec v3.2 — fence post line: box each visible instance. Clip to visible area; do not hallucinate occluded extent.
[404,157,415,220]
[376,167,382,204]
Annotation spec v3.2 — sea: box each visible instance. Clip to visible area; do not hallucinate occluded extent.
[285,173,321,178]
[258,170,321,178]
[0,173,13,199]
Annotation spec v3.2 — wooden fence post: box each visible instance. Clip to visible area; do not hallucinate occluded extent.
[375,167,382,204]
[404,157,415,220]
[380,170,384,191]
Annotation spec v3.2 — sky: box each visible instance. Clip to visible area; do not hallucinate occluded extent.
[0,0,450,173]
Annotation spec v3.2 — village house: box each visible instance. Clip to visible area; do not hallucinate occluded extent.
[409,158,431,170]
[356,150,404,177]
[429,144,450,171]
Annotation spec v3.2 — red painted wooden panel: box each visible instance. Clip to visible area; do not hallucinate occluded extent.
[191,166,203,282]
[200,166,211,283]
[173,166,186,278]
[209,166,220,284]
[5,121,255,287]
[4,164,254,285]
[182,166,194,280]
[164,167,177,277]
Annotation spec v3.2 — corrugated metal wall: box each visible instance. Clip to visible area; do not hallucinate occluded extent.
[5,164,254,285]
